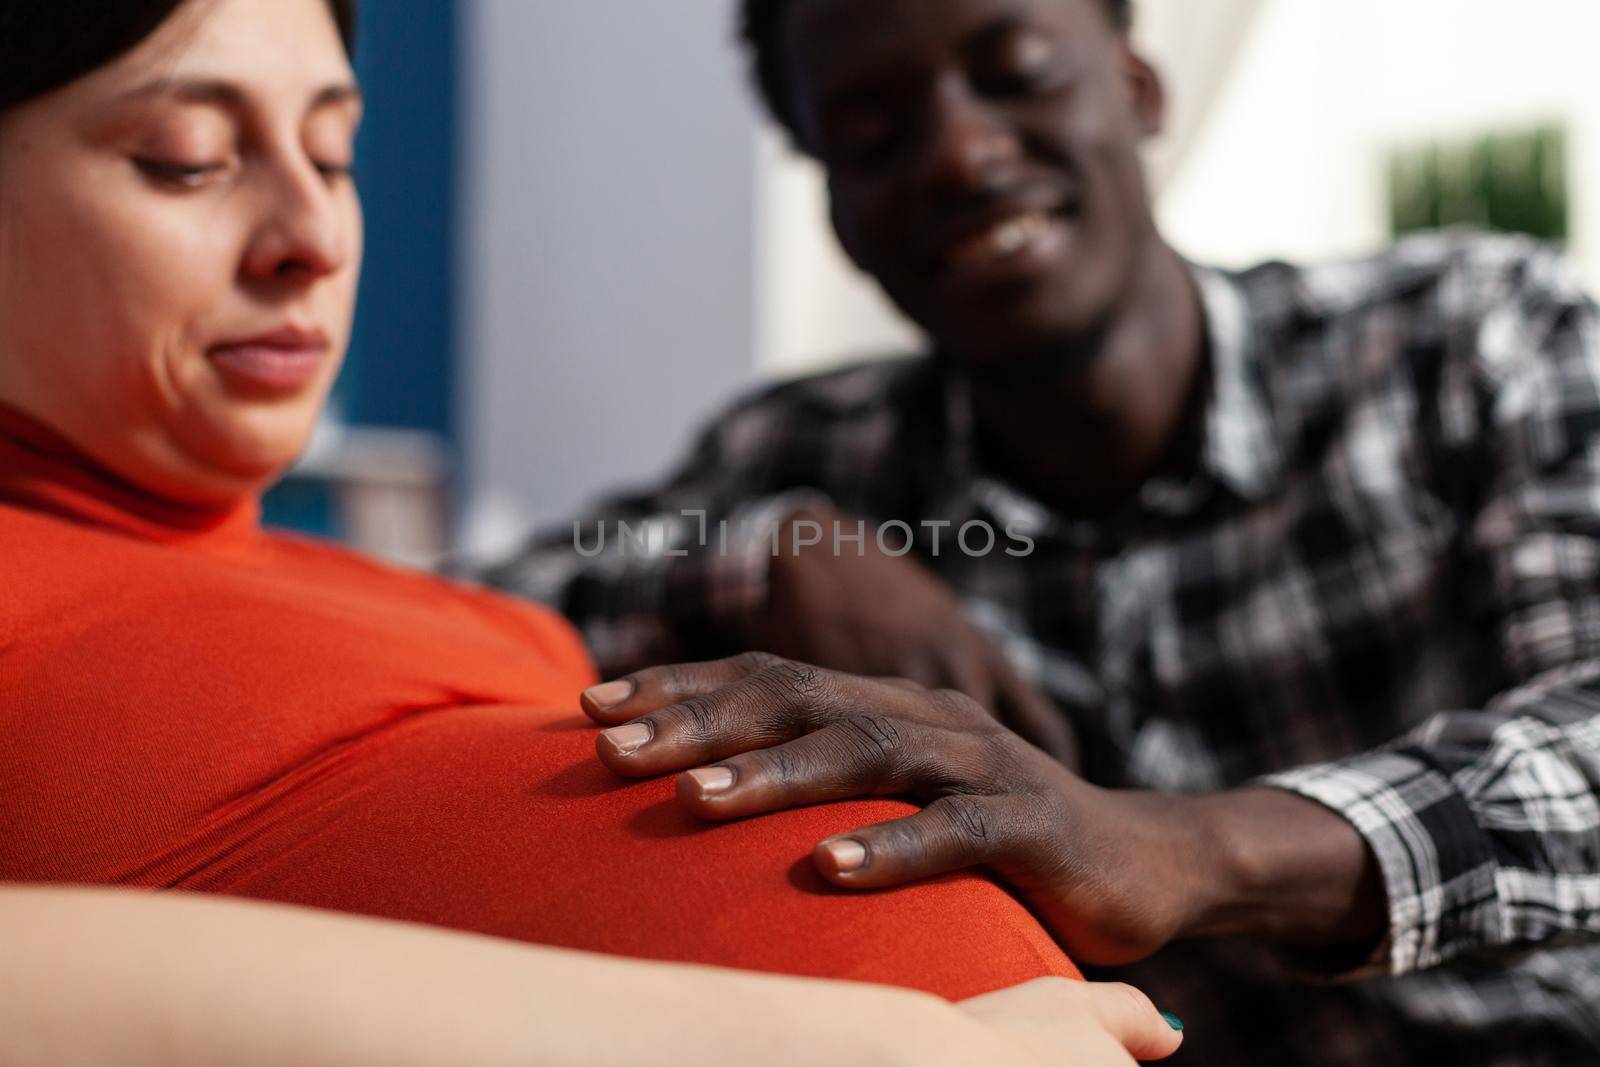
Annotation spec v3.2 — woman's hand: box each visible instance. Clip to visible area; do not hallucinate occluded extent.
[582,653,1219,964]
[957,978,1183,1066]
[741,506,1079,768]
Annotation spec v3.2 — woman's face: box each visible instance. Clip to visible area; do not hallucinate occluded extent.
[0,0,363,506]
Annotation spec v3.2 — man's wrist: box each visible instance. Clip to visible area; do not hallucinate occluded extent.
[1183,787,1387,952]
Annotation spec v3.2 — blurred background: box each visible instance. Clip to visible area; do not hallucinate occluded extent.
[270,0,1600,565]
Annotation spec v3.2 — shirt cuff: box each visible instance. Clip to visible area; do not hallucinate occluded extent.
[1255,746,1503,977]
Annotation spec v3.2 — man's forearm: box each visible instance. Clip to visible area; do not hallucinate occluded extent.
[1183,787,1387,953]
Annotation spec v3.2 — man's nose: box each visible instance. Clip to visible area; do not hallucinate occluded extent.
[913,78,1021,192]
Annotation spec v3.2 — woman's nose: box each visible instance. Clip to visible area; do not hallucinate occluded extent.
[241,157,352,282]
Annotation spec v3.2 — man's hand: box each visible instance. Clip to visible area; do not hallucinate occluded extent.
[738,506,1078,767]
[582,654,1387,967]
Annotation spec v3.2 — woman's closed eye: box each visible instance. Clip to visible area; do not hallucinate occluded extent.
[133,155,354,190]
[134,157,228,189]
[312,158,355,183]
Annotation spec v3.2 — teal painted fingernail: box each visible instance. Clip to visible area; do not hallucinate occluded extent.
[1161,1011,1184,1032]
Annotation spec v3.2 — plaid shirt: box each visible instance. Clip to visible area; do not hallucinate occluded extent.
[484,232,1600,1066]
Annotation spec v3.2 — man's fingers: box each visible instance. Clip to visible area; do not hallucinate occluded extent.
[579,652,784,724]
[594,662,964,778]
[1078,981,1185,1061]
[811,794,1016,887]
[676,720,982,820]
[593,659,833,776]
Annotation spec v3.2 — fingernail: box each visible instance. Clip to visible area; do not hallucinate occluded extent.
[584,679,635,710]
[1160,1011,1184,1032]
[686,766,735,796]
[600,722,652,755]
[822,838,867,873]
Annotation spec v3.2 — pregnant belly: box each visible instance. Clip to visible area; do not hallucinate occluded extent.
[131,704,1078,998]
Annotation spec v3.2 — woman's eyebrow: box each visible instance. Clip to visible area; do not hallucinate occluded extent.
[112,78,363,112]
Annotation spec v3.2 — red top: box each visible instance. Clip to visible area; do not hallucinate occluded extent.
[0,405,1079,996]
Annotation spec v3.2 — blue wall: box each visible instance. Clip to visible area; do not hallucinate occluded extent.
[341,0,458,438]
[265,0,457,535]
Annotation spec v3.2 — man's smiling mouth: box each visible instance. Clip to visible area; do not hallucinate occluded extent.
[931,200,1078,290]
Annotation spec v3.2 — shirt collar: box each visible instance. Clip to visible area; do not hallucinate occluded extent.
[935,261,1286,522]
[1188,262,1285,502]
[0,403,263,553]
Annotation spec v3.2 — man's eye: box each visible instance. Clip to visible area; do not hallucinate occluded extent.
[974,32,1065,96]
[135,158,224,189]
[985,68,1055,95]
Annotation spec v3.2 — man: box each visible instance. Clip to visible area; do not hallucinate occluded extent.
[487,0,1600,1062]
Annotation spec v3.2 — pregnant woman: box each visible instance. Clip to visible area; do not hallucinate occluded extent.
[0,0,1181,1062]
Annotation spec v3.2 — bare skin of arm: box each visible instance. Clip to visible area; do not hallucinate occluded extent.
[0,886,1183,1067]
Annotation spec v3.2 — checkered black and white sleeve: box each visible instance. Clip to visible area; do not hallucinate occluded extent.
[1260,255,1600,977]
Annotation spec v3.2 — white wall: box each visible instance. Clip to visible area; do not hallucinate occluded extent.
[458,0,762,552]
[1159,0,1600,289]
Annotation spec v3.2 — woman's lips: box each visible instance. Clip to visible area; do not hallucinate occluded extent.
[208,332,329,394]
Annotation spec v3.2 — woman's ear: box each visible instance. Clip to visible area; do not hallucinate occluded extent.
[1121,49,1166,140]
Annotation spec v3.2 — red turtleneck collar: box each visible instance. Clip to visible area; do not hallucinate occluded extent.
[0,403,262,552]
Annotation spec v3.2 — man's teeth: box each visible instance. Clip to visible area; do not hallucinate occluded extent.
[950,211,1053,263]
[942,210,1062,269]
[989,212,1049,254]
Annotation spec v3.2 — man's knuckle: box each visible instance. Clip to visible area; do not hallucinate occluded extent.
[731,650,780,672]
[765,743,804,786]
[737,664,804,719]
[977,731,1026,781]
[775,659,828,700]
[877,815,932,856]
[933,794,993,845]
[745,661,833,724]
[658,662,690,696]
[838,713,904,764]
[928,687,985,724]
[674,695,719,736]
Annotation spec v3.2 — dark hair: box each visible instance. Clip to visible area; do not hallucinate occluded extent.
[739,0,1133,144]
[0,0,358,114]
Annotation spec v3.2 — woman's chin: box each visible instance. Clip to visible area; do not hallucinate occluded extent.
[175,406,321,499]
